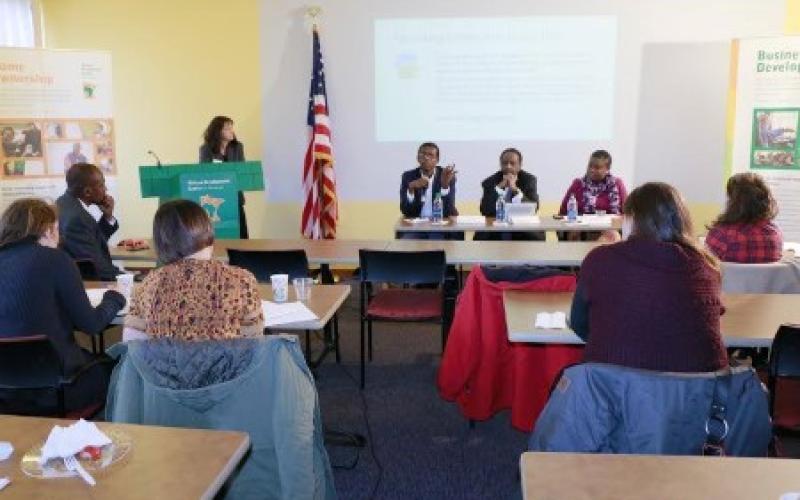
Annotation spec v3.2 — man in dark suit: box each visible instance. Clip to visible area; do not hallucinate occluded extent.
[398,142,462,240]
[56,162,121,281]
[475,148,544,241]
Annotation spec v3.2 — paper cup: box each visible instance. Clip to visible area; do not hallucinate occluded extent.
[271,274,289,303]
[115,273,135,301]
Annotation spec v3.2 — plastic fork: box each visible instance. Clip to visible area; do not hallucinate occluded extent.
[63,455,96,486]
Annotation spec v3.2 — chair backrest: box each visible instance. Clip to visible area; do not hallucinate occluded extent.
[769,325,800,379]
[227,249,310,282]
[721,260,800,293]
[0,335,63,390]
[359,249,446,285]
[75,259,100,281]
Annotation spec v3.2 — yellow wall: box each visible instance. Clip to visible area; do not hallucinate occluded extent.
[41,1,727,239]
[41,0,266,238]
[787,0,800,33]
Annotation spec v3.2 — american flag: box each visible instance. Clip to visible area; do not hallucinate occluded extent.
[301,26,337,239]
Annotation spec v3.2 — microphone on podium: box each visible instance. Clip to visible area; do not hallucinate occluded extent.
[147,150,162,168]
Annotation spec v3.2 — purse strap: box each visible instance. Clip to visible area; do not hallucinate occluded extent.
[703,369,733,456]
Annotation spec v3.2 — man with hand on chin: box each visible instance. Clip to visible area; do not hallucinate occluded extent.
[398,142,462,240]
[56,162,123,281]
[476,147,543,241]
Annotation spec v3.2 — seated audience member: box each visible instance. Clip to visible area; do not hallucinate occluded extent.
[56,162,121,280]
[475,148,543,241]
[570,182,728,372]
[559,150,626,241]
[0,198,125,412]
[705,172,783,263]
[398,142,462,240]
[123,199,264,341]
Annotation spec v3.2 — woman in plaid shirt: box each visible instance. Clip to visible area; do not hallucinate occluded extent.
[705,173,783,263]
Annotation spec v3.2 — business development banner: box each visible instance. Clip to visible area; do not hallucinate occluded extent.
[730,36,800,241]
[0,48,115,210]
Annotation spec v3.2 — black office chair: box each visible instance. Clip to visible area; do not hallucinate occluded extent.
[0,335,111,418]
[227,249,310,282]
[768,325,800,435]
[358,249,447,388]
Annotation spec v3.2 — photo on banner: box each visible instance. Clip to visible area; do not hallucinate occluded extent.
[0,48,114,209]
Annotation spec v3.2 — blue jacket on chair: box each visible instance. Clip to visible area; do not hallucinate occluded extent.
[106,336,336,500]
[529,363,772,456]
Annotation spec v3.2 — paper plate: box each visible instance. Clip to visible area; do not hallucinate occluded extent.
[21,429,133,479]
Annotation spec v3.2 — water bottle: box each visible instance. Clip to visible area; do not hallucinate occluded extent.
[432,193,443,222]
[495,195,506,223]
[567,193,578,222]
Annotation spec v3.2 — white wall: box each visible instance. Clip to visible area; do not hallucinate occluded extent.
[634,42,731,204]
[261,0,784,206]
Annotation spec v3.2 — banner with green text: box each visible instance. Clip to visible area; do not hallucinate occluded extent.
[731,36,800,241]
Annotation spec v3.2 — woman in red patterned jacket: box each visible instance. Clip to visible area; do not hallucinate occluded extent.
[705,172,783,263]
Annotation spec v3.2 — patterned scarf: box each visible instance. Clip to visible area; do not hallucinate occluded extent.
[581,174,620,214]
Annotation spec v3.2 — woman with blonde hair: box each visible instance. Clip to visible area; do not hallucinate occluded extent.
[570,182,727,372]
[0,198,125,413]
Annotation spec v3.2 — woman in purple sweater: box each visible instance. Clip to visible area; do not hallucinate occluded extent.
[570,182,728,372]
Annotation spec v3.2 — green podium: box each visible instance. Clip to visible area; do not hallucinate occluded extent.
[139,161,264,239]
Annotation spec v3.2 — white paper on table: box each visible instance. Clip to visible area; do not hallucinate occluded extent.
[579,215,614,227]
[455,215,486,225]
[262,301,319,327]
[508,215,541,225]
[39,419,112,465]
[0,442,11,460]
[534,311,567,329]
[85,288,108,308]
[403,218,429,224]
[779,493,800,500]
[86,288,127,316]
[0,477,9,491]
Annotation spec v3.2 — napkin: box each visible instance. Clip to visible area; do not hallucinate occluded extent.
[534,311,567,329]
[0,477,8,491]
[39,419,112,465]
[0,442,11,460]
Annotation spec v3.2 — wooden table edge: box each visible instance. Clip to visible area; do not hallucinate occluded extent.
[275,284,350,330]
[200,431,251,500]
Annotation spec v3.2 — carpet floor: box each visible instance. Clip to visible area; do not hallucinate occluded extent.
[313,279,527,500]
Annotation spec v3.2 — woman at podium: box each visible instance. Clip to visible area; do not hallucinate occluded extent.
[199,115,248,238]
